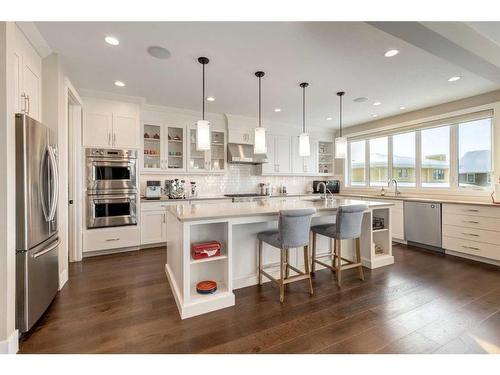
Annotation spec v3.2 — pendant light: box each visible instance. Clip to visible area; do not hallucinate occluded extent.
[196,56,211,151]
[254,71,267,154]
[335,91,347,159]
[299,82,310,157]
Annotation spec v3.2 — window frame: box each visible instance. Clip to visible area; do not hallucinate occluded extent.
[344,115,493,192]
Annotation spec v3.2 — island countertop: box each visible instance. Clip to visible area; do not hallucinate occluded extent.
[166,198,393,222]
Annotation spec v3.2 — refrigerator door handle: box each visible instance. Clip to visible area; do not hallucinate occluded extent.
[32,238,60,259]
[48,145,59,222]
[39,146,51,222]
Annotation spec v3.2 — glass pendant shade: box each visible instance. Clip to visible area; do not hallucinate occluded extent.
[335,136,347,159]
[299,133,311,157]
[196,120,211,151]
[254,127,267,154]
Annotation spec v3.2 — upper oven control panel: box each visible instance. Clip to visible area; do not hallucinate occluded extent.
[86,148,138,159]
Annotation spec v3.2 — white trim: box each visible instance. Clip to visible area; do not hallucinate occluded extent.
[0,329,18,354]
[445,250,500,267]
[58,269,68,290]
[14,22,52,58]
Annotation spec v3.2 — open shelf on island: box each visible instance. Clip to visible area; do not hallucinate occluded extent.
[190,254,228,265]
[373,228,388,233]
[190,281,229,303]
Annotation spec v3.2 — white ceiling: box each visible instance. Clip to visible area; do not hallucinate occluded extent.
[35,21,500,129]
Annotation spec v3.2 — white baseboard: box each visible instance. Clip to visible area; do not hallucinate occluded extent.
[59,268,68,290]
[0,330,18,354]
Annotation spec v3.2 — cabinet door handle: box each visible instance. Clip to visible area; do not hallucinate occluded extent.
[163,214,166,223]
[461,232,479,237]
[105,238,120,242]
[462,245,480,251]
[26,95,30,114]
[108,133,111,145]
[21,93,27,113]
[113,133,116,145]
[465,209,480,212]
[463,220,479,224]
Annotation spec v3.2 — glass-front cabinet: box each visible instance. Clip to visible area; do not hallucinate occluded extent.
[318,140,334,175]
[187,127,226,173]
[143,123,186,172]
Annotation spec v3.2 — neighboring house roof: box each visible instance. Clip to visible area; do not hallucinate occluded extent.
[351,150,491,173]
[352,153,448,169]
[458,150,490,174]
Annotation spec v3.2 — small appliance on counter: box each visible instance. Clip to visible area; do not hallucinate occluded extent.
[189,181,198,198]
[145,180,162,200]
[313,180,340,194]
[259,183,271,196]
[165,179,186,199]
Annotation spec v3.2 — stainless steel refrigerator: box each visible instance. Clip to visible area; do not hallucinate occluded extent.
[15,113,60,333]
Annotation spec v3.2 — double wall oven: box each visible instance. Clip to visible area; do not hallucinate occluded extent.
[86,148,138,229]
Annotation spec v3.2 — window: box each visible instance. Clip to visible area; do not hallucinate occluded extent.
[421,126,450,187]
[345,114,492,190]
[392,132,416,187]
[369,137,388,186]
[458,118,492,187]
[349,141,366,186]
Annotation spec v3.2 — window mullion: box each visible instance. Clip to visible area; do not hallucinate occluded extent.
[450,124,458,188]
[388,136,393,183]
[365,139,370,187]
[416,130,422,188]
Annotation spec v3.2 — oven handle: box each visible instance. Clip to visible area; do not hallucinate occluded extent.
[92,196,134,204]
[88,159,135,165]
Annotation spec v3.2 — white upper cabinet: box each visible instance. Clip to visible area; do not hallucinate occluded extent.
[226,114,255,145]
[82,98,140,149]
[14,26,42,122]
[262,134,292,175]
[292,136,318,175]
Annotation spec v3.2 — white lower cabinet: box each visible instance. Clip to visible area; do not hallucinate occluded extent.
[389,200,405,241]
[442,203,500,263]
[141,210,167,245]
[83,225,140,253]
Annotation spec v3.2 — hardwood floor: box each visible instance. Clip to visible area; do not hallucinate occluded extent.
[19,244,500,354]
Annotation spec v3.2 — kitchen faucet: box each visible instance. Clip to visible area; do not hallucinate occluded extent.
[317,181,334,201]
[388,179,401,196]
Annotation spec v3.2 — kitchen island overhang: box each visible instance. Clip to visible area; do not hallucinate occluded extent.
[164,198,395,319]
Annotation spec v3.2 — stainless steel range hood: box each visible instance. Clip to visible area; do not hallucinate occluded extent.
[227,143,268,164]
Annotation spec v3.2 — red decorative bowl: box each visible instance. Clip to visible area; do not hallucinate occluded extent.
[196,280,217,294]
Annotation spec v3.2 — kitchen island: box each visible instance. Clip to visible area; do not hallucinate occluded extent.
[165,198,394,319]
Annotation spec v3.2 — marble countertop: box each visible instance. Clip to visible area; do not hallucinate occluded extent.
[166,198,393,222]
[140,193,315,202]
[337,193,500,207]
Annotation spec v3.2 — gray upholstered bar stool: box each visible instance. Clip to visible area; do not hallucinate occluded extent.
[311,204,368,287]
[257,208,316,303]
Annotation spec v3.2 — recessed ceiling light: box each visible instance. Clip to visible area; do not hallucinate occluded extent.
[206,96,215,102]
[105,36,119,46]
[114,80,125,87]
[147,46,171,60]
[448,76,462,82]
[353,97,368,103]
[372,114,378,118]
[274,108,281,112]
[399,106,406,110]
[326,117,332,121]
[373,102,382,106]
[384,49,399,57]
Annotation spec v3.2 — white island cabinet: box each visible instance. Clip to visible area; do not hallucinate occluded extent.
[165,199,394,319]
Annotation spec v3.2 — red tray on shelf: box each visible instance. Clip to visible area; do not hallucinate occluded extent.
[191,241,221,260]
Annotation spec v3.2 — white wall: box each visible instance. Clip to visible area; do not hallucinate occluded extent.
[0,21,18,354]
[42,53,69,289]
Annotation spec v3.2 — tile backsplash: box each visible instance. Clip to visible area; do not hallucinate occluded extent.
[140,164,337,196]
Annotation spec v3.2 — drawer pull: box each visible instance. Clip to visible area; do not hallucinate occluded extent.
[463,220,479,224]
[462,245,480,251]
[105,238,120,242]
[465,209,480,212]
[461,232,479,237]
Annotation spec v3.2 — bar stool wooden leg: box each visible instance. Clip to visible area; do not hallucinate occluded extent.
[258,240,263,285]
[330,238,335,268]
[280,248,285,303]
[336,239,342,287]
[355,238,364,281]
[285,248,290,279]
[333,238,337,273]
[303,245,313,295]
[311,232,317,274]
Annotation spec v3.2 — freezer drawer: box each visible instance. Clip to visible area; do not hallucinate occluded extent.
[16,236,59,333]
[404,201,442,249]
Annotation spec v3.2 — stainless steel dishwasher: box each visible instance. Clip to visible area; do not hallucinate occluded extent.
[404,201,443,252]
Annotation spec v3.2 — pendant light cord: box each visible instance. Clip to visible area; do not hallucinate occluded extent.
[202,63,205,121]
[302,85,306,133]
[258,75,262,128]
[339,93,342,137]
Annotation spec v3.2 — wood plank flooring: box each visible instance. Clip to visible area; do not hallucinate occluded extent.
[19,244,500,354]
